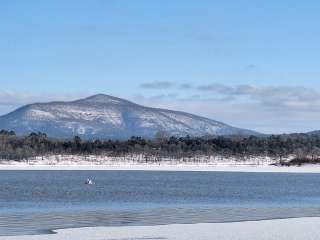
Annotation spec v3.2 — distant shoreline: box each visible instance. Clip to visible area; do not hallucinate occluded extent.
[1,163,320,173]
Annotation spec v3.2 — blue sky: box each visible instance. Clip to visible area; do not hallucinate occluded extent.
[1,1,320,133]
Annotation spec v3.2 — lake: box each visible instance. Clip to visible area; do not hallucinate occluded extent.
[1,170,320,236]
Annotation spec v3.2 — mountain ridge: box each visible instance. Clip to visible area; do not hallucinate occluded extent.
[0,94,260,139]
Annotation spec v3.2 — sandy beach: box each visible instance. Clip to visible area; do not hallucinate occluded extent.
[0,217,319,240]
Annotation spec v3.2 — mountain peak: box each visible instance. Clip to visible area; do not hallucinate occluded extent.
[79,94,134,105]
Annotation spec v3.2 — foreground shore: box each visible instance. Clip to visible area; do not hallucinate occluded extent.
[1,163,320,173]
[0,217,319,240]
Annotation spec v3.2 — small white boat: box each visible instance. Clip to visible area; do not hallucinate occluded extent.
[85,178,94,185]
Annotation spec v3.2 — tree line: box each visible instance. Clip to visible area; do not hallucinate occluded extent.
[0,130,320,164]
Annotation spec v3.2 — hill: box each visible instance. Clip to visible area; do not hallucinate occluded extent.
[0,94,260,139]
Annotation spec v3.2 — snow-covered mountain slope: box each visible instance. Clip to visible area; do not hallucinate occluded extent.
[0,94,260,139]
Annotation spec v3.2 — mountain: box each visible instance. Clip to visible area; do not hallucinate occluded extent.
[307,130,320,136]
[0,94,260,139]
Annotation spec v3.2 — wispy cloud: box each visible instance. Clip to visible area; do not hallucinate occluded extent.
[137,82,320,112]
[140,81,175,89]
[179,83,193,89]
[197,83,234,93]
[133,83,320,134]
[196,84,320,112]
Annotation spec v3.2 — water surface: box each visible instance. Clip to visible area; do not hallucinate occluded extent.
[1,170,320,236]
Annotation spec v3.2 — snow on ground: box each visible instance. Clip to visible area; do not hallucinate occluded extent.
[0,154,319,172]
[1,217,320,240]
[0,154,281,166]
[2,164,320,173]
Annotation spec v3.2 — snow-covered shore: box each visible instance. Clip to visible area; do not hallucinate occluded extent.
[1,162,320,173]
[1,217,320,240]
[1,154,319,173]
